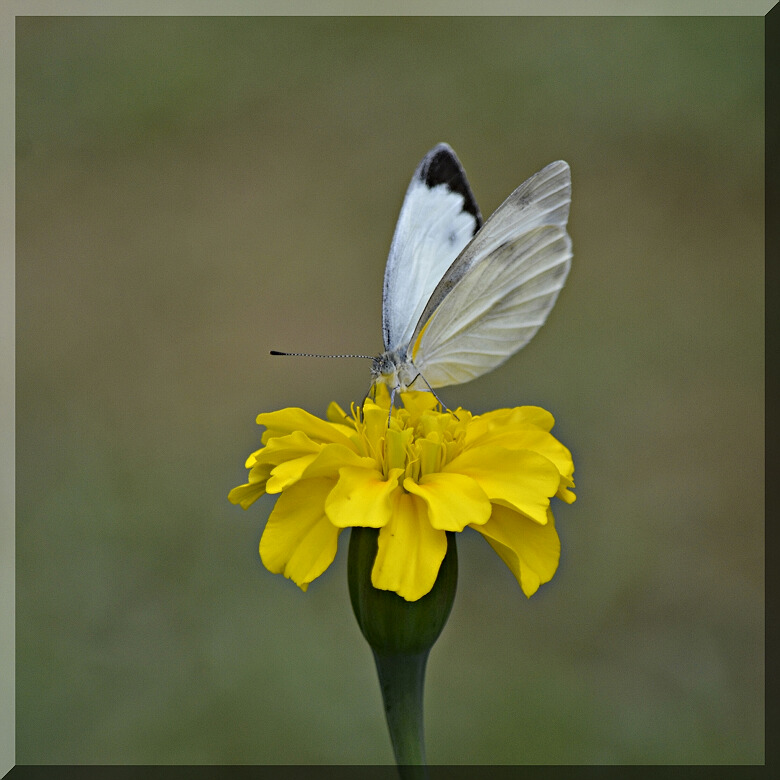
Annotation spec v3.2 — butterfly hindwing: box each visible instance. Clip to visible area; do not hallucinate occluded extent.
[409,160,572,388]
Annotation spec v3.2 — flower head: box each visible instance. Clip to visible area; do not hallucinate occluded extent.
[229,386,575,601]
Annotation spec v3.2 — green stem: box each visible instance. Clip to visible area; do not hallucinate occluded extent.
[348,526,457,776]
[372,650,429,777]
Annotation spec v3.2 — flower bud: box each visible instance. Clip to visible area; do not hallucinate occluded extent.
[348,526,457,656]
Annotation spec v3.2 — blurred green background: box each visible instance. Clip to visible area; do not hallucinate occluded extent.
[16,16,763,764]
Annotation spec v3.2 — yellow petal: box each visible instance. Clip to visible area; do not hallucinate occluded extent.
[326,400,352,426]
[245,448,263,468]
[416,436,443,477]
[253,430,321,468]
[404,472,491,531]
[557,474,577,504]
[265,454,318,494]
[230,460,274,507]
[521,406,555,431]
[370,382,392,409]
[263,437,375,494]
[465,407,556,449]
[445,445,559,524]
[361,402,391,446]
[301,443,377,480]
[385,427,414,472]
[473,504,560,597]
[259,477,340,590]
[416,409,456,439]
[399,390,439,416]
[325,466,404,528]
[227,481,266,509]
[468,428,575,484]
[257,407,354,446]
[242,462,273,493]
[371,491,448,601]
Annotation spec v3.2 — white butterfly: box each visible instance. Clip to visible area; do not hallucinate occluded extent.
[272,144,572,407]
[371,143,572,403]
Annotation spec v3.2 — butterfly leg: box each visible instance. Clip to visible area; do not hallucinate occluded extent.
[359,382,377,421]
[411,372,459,419]
[387,385,399,426]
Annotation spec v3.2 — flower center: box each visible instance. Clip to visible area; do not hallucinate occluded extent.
[351,394,468,487]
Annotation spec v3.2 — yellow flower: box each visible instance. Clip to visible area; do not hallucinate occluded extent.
[229,386,576,601]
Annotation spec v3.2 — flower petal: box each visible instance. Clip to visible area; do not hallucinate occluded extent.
[468,427,575,483]
[265,454,319,494]
[484,405,555,432]
[404,472,491,531]
[253,432,325,493]
[557,474,577,504]
[399,390,439,416]
[465,406,554,446]
[416,436,444,478]
[252,430,321,468]
[370,382,392,409]
[361,402,392,447]
[469,425,577,504]
[372,491,448,601]
[245,448,263,468]
[445,445,560,524]
[386,427,414,471]
[326,401,352,426]
[473,504,560,597]
[247,462,273,483]
[325,466,404,528]
[227,480,266,510]
[257,408,354,446]
[259,477,340,590]
[301,443,377,480]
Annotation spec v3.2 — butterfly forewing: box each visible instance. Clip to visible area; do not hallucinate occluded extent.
[382,144,482,353]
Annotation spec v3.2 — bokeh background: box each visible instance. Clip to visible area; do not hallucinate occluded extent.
[16,16,764,764]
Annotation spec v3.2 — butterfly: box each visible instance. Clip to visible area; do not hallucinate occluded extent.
[370,143,571,404]
[273,143,572,408]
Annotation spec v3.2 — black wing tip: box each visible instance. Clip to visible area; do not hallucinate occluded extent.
[417,143,482,231]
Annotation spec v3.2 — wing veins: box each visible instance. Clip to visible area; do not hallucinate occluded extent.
[409,162,571,348]
[414,228,569,349]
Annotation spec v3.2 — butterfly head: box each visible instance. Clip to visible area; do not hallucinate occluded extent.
[371,349,419,393]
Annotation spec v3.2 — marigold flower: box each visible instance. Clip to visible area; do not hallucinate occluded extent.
[229,386,575,602]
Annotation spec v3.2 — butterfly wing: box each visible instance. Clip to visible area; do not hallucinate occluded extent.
[382,143,482,352]
[408,160,572,388]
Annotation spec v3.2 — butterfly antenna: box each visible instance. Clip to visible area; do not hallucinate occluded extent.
[271,350,375,359]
